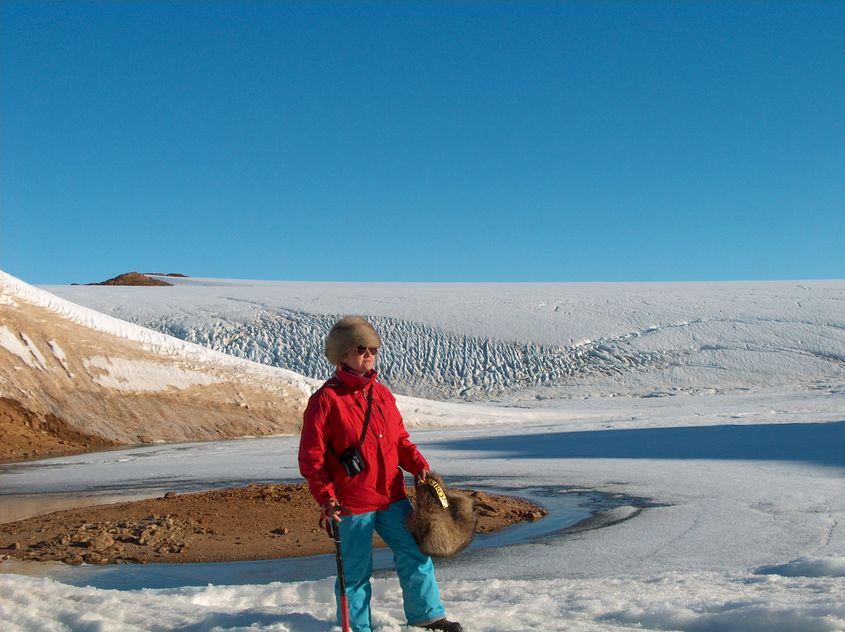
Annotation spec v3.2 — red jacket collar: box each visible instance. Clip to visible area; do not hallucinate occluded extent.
[335,365,378,391]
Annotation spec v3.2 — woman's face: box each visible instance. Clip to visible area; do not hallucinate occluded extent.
[340,345,378,374]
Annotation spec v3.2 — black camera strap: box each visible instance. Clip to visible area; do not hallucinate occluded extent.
[357,384,375,446]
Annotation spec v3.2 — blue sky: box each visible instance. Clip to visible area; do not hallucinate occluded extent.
[2,1,843,284]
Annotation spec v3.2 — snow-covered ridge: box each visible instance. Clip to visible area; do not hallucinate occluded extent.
[0,270,315,393]
[43,276,845,401]
[0,270,316,444]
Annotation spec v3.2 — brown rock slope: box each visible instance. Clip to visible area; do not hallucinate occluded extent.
[0,397,118,463]
[0,483,547,565]
[0,271,312,462]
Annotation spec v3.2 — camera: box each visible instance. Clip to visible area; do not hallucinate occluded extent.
[338,445,367,477]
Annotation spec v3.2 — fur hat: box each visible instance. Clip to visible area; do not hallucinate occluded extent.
[407,472,477,558]
[325,315,382,365]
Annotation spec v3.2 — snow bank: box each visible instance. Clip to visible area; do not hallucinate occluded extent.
[2,571,843,632]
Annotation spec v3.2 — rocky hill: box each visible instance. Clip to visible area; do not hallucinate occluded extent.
[88,272,172,286]
[0,271,314,463]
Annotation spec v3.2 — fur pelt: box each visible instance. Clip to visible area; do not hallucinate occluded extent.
[407,472,477,558]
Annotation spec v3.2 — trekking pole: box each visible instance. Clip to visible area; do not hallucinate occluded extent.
[328,519,351,632]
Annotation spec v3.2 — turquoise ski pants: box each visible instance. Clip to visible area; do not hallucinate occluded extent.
[335,497,446,631]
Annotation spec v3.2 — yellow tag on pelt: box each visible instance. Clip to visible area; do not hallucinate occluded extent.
[426,479,449,509]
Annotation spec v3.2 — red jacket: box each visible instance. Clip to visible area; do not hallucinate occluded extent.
[298,366,429,515]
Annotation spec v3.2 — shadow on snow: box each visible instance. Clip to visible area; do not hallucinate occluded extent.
[432,421,845,468]
[170,611,327,632]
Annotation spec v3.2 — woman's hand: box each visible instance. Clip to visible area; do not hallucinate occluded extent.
[319,499,342,532]
[416,469,429,484]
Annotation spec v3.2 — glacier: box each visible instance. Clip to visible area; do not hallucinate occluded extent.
[42,276,845,402]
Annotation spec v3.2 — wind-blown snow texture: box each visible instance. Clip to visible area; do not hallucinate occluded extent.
[44,277,845,401]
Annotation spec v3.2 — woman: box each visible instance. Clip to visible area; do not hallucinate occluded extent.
[299,315,462,632]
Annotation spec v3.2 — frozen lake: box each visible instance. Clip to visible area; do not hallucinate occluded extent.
[0,484,621,591]
[0,433,647,590]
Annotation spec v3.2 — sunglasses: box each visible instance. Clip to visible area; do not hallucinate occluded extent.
[355,346,379,356]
